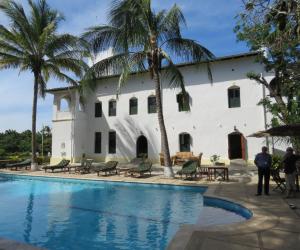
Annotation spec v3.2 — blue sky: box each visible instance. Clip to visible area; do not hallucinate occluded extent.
[0,0,248,132]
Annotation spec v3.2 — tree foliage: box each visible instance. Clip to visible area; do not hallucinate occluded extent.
[235,0,300,149]
[82,0,214,173]
[0,0,88,164]
[0,126,52,158]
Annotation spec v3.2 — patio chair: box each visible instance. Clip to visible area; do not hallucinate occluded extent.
[74,159,93,174]
[271,168,286,193]
[94,161,118,176]
[128,162,152,177]
[6,159,31,171]
[177,160,198,179]
[43,159,70,173]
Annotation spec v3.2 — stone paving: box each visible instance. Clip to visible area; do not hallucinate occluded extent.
[168,166,300,250]
[0,165,300,250]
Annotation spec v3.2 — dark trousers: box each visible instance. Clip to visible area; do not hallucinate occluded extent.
[257,168,270,195]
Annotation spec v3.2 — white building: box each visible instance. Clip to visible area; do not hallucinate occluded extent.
[48,52,272,165]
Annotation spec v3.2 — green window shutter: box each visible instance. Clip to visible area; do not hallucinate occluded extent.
[95,132,101,153]
[109,131,116,154]
[148,96,157,113]
[109,100,117,116]
[228,88,241,108]
[177,93,190,112]
[129,98,138,115]
[179,133,191,152]
[95,102,102,117]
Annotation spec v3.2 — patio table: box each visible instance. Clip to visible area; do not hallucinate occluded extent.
[207,166,229,181]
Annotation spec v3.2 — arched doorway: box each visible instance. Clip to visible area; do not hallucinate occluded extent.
[136,135,148,158]
[228,132,247,160]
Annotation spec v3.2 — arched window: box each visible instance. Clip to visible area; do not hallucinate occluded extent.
[129,97,138,115]
[177,92,190,112]
[179,133,191,152]
[148,95,157,114]
[108,130,116,154]
[108,99,117,116]
[59,97,70,112]
[228,86,241,108]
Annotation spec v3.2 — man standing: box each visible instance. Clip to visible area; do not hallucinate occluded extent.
[254,146,272,196]
[283,147,300,198]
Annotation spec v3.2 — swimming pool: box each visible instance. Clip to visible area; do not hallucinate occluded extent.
[0,174,251,250]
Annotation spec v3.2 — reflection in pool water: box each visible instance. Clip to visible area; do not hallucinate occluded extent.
[0,175,251,250]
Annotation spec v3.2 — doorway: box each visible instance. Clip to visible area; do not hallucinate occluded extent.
[136,135,148,158]
[228,132,247,160]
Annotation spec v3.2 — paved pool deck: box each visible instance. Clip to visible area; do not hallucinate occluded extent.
[0,165,300,250]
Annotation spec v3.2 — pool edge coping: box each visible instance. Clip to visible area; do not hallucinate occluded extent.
[167,192,279,250]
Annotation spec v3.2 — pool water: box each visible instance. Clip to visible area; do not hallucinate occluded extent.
[0,174,250,250]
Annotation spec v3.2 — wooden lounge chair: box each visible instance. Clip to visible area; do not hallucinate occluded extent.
[94,161,118,176]
[177,160,198,179]
[6,159,31,171]
[74,159,93,174]
[128,162,152,177]
[43,159,70,173]
[271,168,286,192]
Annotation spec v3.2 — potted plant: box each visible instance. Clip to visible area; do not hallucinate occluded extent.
[210,155,220,165]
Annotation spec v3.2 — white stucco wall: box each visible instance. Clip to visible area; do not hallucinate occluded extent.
[50,54,271,164]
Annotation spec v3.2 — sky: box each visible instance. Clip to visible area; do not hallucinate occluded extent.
[0,0,249,132]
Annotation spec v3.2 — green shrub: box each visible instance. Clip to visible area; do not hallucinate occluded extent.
[36,156,50,165]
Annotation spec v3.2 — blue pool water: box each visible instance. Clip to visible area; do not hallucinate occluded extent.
[0,174,251,250]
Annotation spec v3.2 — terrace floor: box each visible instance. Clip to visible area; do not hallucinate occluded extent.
[0,164,300,250]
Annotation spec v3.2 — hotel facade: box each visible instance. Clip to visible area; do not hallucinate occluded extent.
[48,52,273,165]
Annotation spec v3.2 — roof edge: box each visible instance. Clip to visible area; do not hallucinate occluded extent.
[46,51,260,94]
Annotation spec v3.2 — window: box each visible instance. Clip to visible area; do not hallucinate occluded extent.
[179,133,191,152]
[129,97,138,115]
[108,131,116,154]
[94,132,101,153]
[228,87,241,108]
[177,92,190,112]
[59,97,70,112]
[148,96,157,114]
[95,102,102,117]
[109,100,116,116]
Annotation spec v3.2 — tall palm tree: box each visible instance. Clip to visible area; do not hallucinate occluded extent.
[0,0,87,169]
[83,0,214,177]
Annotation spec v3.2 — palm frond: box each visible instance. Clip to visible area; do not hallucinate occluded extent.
[158,4,186,42]
[44,63,78,86]
[163,37,215,62]
[0,51,24,69]
[82,25,121,53]
[160,50,185,93]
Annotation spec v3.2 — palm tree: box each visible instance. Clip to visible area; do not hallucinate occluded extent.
[83,0,214,177]
[0,0,87,169]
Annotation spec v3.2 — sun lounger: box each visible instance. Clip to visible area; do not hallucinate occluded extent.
[43,159,70,173]
[94,161,118,176]
[74,159,93,174]
[6,159,31,171]
[177,160,198,179]
[128,162,152,177]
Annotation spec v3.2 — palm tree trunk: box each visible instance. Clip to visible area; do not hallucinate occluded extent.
[153,68,174,177]
[31,73,38,170]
